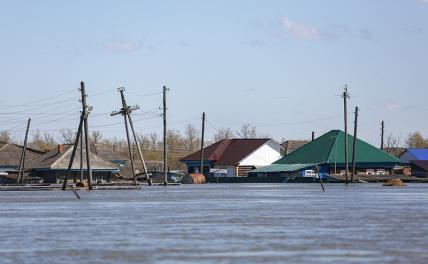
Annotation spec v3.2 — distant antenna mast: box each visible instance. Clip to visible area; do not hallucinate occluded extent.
[342,85,350,185]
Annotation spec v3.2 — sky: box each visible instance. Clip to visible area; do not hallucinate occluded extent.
[0,0,427,146]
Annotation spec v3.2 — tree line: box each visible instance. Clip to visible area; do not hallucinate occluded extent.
[0,123,270,170]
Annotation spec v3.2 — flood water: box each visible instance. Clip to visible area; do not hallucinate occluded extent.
[1,183,428,264]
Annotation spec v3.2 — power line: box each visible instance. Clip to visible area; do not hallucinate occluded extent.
[126,91,163,97]
[0,90,76,109]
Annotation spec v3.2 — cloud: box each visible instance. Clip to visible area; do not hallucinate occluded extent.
[385,103,401,111]
[418,0,428,3]
[359,28,373,40]
[403,26,424,35]
[283,17,322,40]
[243,39,265,47]
[106,39,140,52]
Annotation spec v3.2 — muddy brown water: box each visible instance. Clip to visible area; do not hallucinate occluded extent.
[1,183,428,264]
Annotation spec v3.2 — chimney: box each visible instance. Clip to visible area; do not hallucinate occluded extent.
[58,144,65,153]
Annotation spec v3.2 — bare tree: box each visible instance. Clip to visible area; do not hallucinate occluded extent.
[43,132,56,149]
[406,132,427,148]
[0,131,11,143]
[30,129,57,151]
[136,133,151,149]
[91,131,103,144]
[184,124,199,151]
[213,127,234,142]
[384,133,402,156]
[59,129,75,144]
[236,123,258,139]
[149,132,159,150]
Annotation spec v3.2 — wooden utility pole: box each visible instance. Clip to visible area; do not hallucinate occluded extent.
[80,128,84,182]
[351,106,359,183]
[312,131,315,141]
[381,121,385,150]
[62,81,93,190]
[200,112,206,176]
[17,118,31,184]
[162,85,168,186]
[342,85,350,185]
[111,87,150,186]
[314,164,325,192]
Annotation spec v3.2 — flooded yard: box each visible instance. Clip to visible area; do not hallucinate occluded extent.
[1,183,428,263]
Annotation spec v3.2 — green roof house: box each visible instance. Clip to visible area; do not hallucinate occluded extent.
[249,130,400,179]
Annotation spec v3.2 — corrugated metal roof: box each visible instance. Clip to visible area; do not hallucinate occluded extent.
[26,145,118,171]
[281,140,309,155]
[0,142,43,167]
[275,130,400,165]
[405,149,428,160]
[180,138,271,165]
[250,163,315,173]
[90,143,128,161]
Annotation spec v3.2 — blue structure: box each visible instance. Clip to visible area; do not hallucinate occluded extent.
[399,148,428,164]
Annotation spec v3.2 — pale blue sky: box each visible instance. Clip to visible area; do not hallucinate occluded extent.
[0,0,427,145]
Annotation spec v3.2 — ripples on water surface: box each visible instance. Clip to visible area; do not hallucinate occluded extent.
[1,184,428,264]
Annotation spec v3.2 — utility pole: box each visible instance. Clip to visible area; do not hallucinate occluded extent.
[80,128,84,183]
[381,121,385,150]
[62,81,93,190]
[342,85,350,185]
[111,87,150,186]
[200,112,206,176]
[351,106,359,183]
[162,85,168,186]
[17,118,31,184]
[312,131,315,141]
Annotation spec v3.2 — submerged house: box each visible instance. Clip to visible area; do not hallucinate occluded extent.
[179,138,282,177]
[26,144,119,183]
[249,130,401,179]
[90,143,164,179]
[0,142,44,173]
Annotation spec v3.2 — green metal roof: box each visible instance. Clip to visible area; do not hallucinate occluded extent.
[250,163,315,173]
[274,130,400,165]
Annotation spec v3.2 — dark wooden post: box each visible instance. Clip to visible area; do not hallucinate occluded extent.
[351,106,359,183]
[381,121,385,150]
[62,118,83,190]
[342,85,350,185]
[162,85,168,186]
[314,164,325,191]
[17,118,31,184]
[81,82,93,189]
[200,112,205,176]
[63,81,92,190]
[79,127,84,182]
[112,87,150,186]
[311,131,315,141]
